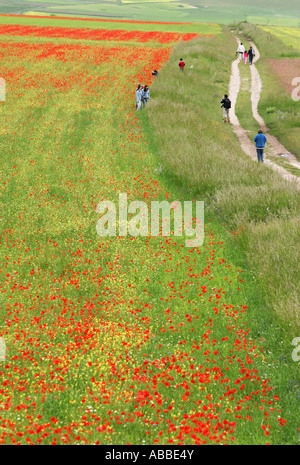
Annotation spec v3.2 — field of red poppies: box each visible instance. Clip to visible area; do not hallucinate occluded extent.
[0,24,199,44]
[0,18,289,445]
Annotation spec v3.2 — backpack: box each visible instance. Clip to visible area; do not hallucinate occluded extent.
[224,98,231,109]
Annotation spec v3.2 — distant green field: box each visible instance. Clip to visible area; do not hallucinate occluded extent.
[248,16,300,27]
[0,0,299,26]
[261,25,300,51]
[0,15,220,35]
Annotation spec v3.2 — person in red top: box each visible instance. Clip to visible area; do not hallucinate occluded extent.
[179,58,185,71]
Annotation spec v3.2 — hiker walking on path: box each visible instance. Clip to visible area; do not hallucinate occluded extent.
[220,94,231,123]
[254,129,267,163]
[248,46,255,65]
[142,85,150,107]
[136,84,142,110]
[237,42,245,61]
[179,58,185,71]
[244,50,248,64]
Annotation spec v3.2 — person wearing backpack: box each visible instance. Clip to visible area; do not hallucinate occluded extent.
[248,46,255,65]
[220,94,231,123]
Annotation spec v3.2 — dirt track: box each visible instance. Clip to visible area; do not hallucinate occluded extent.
[229,34,300,188]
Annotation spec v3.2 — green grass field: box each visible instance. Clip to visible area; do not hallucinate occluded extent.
[0,6,300,446]
[140,29,300,443]
[0,0,299,25]
[0,14,220,35]
[0,22,299,444]
[261,25,300,51]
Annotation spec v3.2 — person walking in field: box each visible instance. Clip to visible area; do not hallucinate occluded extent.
[244,50,248,64]
[140,84,145,106]
[179,58,185,71]
[254,129,267,163]
[220,94,231,123]
[136,84,142,110]
[237,42,245,61]
[248,46,255,65]
[142,85,150,107]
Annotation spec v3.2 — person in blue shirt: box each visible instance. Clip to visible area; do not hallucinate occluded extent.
[254,129,267,163]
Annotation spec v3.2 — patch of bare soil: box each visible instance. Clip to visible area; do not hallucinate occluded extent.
[267,58,300,95]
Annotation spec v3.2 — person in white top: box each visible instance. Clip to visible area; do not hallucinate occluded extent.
[136,84,142,110]
[237,43,245,61]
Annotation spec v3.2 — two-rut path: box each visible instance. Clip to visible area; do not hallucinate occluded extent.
[229,33,300,189]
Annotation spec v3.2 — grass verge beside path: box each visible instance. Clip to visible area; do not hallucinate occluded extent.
[138,28,300,441]
[237,22,300,161]
[141,29,300,331]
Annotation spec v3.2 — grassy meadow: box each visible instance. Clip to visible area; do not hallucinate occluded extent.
[0,11,299,445]
[0,0,299,25]
[140,29,300,441]
[142,29,300,330]
[0,14,220,35]
[261,25,300,51]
